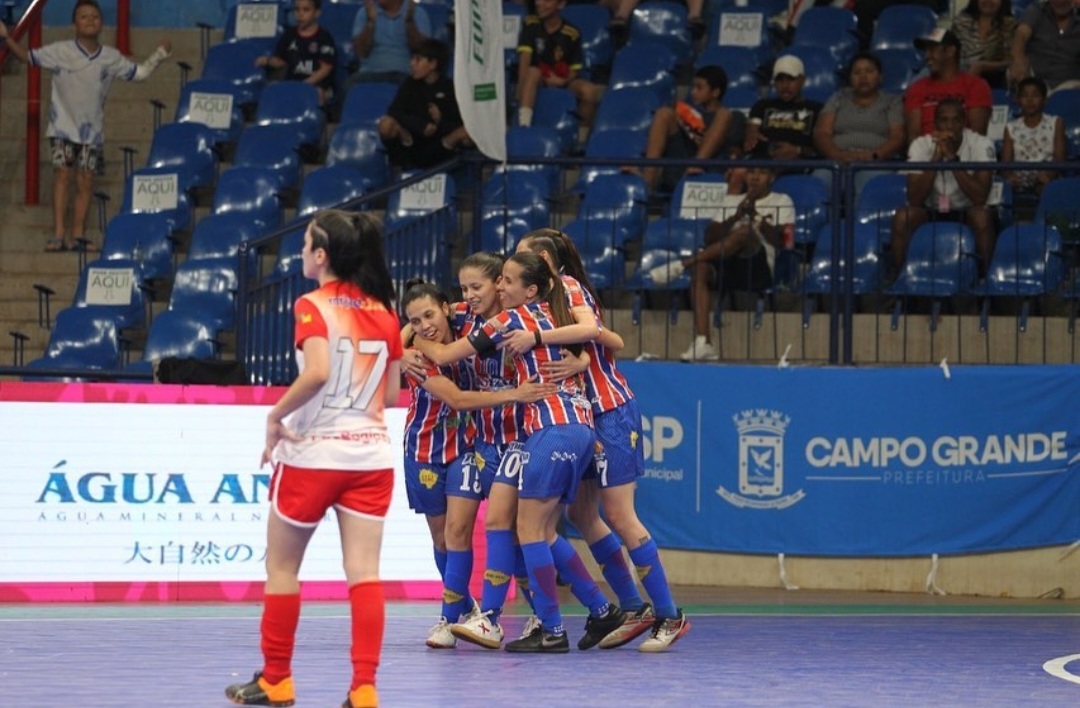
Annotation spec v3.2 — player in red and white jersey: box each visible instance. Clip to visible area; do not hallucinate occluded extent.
[226,210,401,708]
[505,230,691,653]
[411,252,626,653]
[400,279,556,649]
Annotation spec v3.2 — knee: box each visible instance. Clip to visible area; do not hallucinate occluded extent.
[443,517,473,548]
[566,500,598,531]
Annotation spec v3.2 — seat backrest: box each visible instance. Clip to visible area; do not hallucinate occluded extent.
[325,123,389,190]
[212,166,283,230]
[385,172,457,226]
[669,172,728,221]
[628,1,691,62]
[188,212,262,261]
[709,9,773,65]
[175,79,245,145]
[146,122,218,192]
[71,259,147,330]
[871,5,939,51]
[224,1,284,45]
[803,221,883,294]
[1045,89,1080,158]
[695,46,762,92]
[42,308,121,368]
[876,47,922,93]
[121,168,193,232]
[340,82,400,128]
[562,4,614,72]
[201,40,267,106]
[641,218,707,257]
[139,310,217,363]
[254,81,325,146]
[297,165,369,217]
[772,174,830,245]
[169,257,240,332]
[578,173,648,230]
[101,212,175,281]
[530,88,579,153]
[576,128,649,190]
[608,42,677,103]
[232,124,304,189]
[482,170,552,206]
[594,88,662,134]
[855,173,907,229]
[987,223,1064,293]
[1035,177,1080,244]
[896,222,977,296]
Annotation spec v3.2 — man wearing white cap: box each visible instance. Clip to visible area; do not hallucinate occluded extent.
[744,55,823,164]
[905,28,992,143]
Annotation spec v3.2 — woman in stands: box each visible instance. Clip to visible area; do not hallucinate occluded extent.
[409,252,626,652]
[225,210,400,708]
[950,0,1016,89]
[506,230,691,652]
[399,278,557,648]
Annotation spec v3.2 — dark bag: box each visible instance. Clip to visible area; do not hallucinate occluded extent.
[157,357,248,385]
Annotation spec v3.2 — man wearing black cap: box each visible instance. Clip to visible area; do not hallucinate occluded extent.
[904,28,992,143]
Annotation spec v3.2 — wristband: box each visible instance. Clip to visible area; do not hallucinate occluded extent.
[534,330,542,346]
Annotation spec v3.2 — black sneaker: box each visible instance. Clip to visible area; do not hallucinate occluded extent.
[577,605,627,650]
[225,671,296,706]
[504,625,570,653]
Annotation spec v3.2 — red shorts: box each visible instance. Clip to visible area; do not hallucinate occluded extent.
[270,464,394,527]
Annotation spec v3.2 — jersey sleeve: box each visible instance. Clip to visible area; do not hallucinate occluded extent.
[294,296,328,348]
[28,42,62,70]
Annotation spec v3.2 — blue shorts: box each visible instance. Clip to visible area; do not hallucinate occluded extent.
[507,424,595,504]
[583,399,646,489]
[403,454,481,516]
[474,439,515,496]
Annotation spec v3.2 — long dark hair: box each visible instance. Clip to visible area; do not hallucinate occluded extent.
[520,228,602,306]
[962,0,1012,24]
[507,252,575,329]
[401,277,450,313]
[310,210,395,311]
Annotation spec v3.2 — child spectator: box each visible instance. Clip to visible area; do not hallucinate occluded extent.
[378,39,472,169]
[624,65,745,193]
[0,0,171,252]
[255,0,337,106]
[1001,76,1067,198]
[516,0,601,130]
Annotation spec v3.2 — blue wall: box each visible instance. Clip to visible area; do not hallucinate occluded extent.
[37,0,244,28]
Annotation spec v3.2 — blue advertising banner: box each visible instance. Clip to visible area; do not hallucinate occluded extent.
[622,363,1080,556]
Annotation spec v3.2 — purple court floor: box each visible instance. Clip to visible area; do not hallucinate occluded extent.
[2,591,1078,707]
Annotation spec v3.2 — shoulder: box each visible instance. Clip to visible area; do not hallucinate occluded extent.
[908,134,934,156]
[524,15,541,27]
[559,21,581,41]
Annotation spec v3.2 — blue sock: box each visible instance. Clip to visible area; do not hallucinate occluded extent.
[480,529,515,621]
[520,540,563,635]
[441,549,473,620]
[433,546,448,579]
[588,533,643,611]
[514,545,537,613]
[549,535,608,617]
[629,539,677,619]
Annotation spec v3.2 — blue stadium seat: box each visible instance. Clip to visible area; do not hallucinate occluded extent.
[224,0,284,50]
[562,4,614,75]
[169,257,240,332]
[480,171,552,252]
[384,172,457,230]
[187,212,262,262]
[626,248,692,325]
[296,165,369,217]
[212,166,283,231]
[120,168,193,232]
[972,224,1065,331]
[126,310,218,376]
[886,222,978,331]
[668,172,729,221]
[593,87,661,134]
[1035,177,1080,248]
[641,218,708,257]
[870,5,938,52]
[71,259,148,330]
[772,174,830,246]
[608,42,677,104]
[574,127,649,191]
[318,0,361,91]
[570,172,649,247]
[139,122,218,195]
[724,86,760,113]
[324,123,390,191]
[779,46,839,104]
[274,222,310,275]
[253,81,325,148]
[792,7,859,69]
[201,40,267,107]
[627,1,692,65]
[855,173,907,245]
[339,82,400,128]
[581,246,625,289]
[799,221,885,325]
[695,45,764,93]
[100,212,176,281]
[24,308,121,376]
[876,47,922,93]
[708,9,775,67]
[175,79,245,146]
[230,124,304,190]
[529,88,579,154]
[1045,89,1080,158]
[495,125,563,195]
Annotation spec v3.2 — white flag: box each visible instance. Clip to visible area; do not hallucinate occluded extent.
[454,0,507,162]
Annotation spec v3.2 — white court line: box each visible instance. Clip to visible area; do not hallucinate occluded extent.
[1043,654,1080,686]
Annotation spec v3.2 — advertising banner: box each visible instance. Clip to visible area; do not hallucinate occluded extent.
[624,363,1080,556]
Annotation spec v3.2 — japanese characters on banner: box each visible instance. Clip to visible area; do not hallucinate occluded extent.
[625,363,1080,556]
[0,390,435,587]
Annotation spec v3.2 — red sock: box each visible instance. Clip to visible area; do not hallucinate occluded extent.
[349,581,384,689]
[260,593,301,684]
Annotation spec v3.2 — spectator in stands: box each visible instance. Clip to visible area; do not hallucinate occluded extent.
[378,39,472,169]
[648,166,796,362]
[516,0,601,130]
[732,55,822,193]
[350,0,431,85]
[623,65,745,193]
[606,0,707,46]
[1008,0,1080,94]
[906,28,993,143]
[0,0,170,253]
[1001,76,1066,198]
[813,52,905,193]
[890,98,997,281]
[255,0,337,106]
[950,0,1017,89]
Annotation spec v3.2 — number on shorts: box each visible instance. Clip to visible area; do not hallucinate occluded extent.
[459,454,482,494]
[324,338,389,410]
[500,447,525,480]
[596,455,609,487]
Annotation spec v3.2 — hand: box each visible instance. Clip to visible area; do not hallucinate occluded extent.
[423,122,437,137]
[496,329,538,356]
[736,197,756,219]
[770,141,801,160]
[0,23,9,40]
[512,373,558,403]
[255,55,268,67]
[539,349,589,380]
[400,347,428,381]
[159,38,172,54]
[261,418,301,467]
[427,102,441,124]
[365,0,377,22]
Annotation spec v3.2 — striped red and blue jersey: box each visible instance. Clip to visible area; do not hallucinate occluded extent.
[451,302,526,445]
[561,275,634,415]
[473,301,593,435]
[404,352,476,465]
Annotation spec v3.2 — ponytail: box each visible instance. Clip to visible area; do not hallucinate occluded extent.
[311,209,396,311]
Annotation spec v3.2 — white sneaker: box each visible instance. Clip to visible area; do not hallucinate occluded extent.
[647,259,686,286]
[679,336,719,362]
[426,617,456,649]
[638,609,690,653]
[461,598,482,621]
[450,609,504,649]
[518,614,542,639]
